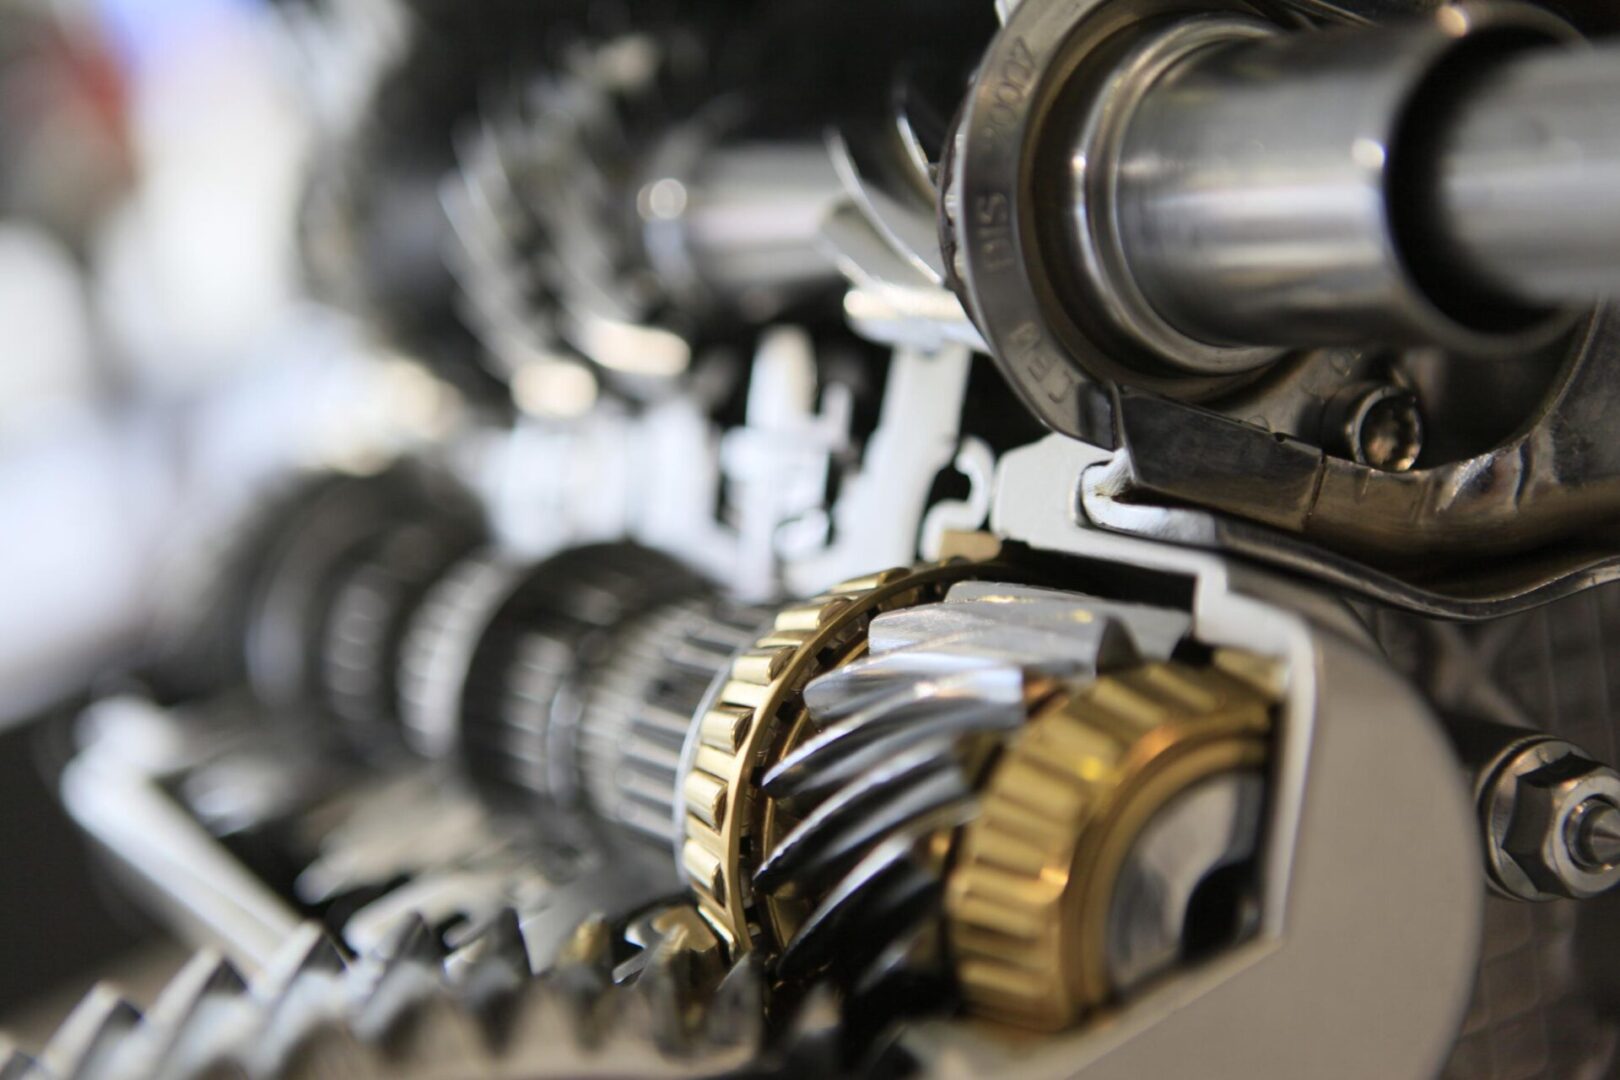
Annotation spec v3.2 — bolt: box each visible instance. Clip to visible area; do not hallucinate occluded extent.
[1344,384,1423,472]
[1485,737,1620,901]
[1325,381,1425,472]
[1567,798,1620,872]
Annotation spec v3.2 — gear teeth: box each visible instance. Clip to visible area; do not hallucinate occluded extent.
[760,669,1026,805]
[801,588,1137,722]
[847,921,951,1018]
[444,908,530,1000]
[776,982,845,1070]
[545,917,618,1045]
[703,955,767,1050]
[444,26,705,379]
[39,988,139,1080]
[351,916,448,1043]
[622,961,688,1055]
[111,951,248,1078]
[453,544,708,808]
[578,596,767,850]
[251,937,353,1079]
[146,953,247,1022]
[636,904,733,1055]
[5,909,782,1079]
[320,519,484,750]
[754,742,971,898]
[397,550,526,760]
[728,577,1153,999]
[366,995,488,1078]
[268,1022,373,1080]
[946,661,1273,1029]
[258,926,348,998]
[677,563,994,952]
[147,971,263,1079]
[774,826,949,984]
[499,976,598,1062]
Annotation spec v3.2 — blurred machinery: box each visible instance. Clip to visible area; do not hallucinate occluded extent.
[3,0,1620,1076]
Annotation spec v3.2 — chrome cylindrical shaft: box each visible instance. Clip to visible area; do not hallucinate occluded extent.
[1107,8,1613,358]
[1435,44,1620,307]
[640,142,845,315]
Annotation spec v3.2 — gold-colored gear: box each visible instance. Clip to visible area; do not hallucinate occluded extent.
[679,561,1013,954]
[945,657,1274,1031]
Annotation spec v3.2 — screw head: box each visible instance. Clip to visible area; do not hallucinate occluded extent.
[1343,385,1423,472]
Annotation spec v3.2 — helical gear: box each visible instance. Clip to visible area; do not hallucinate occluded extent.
[751,582,1143,986]
[130,476,1283,1045]
[673,563,1004,954]
[674,565,1278,1031]
[442,22,710,386]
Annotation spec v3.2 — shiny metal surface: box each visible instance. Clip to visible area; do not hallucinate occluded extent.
[861,434,1484,1077]
[948,0,1237,444]
[936,0,1620,590]
[1366,589,1620,1078]
[1062,13,1285,375]
[0,913,788,1080]
[1567,796,1620,870]
[16,0,1620,1073]
[641,141,846,316]
[1436,42,1620,307]
[1092,307,1620,564]
[1475,732,1620,901]
[1111,5,1575,356]
[900,633,1480,1080]
[60,699,309,976]
[1103,771,1266,994]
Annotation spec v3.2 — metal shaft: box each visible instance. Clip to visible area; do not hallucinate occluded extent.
[1435,43,1620,308]
[1108,9,1616,358]
[640,141,846,314]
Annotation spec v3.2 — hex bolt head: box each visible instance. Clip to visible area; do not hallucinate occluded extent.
[1485,737,1620,901]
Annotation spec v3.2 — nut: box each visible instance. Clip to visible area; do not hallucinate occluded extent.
[1487,737,1620,901]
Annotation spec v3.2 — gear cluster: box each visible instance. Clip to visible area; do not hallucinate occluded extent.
[103,475,1289,1066]
[8,0,1620,1075]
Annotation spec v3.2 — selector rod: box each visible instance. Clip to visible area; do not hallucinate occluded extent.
[1094,7,1620,361]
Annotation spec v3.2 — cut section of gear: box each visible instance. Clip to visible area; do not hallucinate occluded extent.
[753,582,1142,992]
[946,659,1273,1030]
[674,562,1277,1034]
